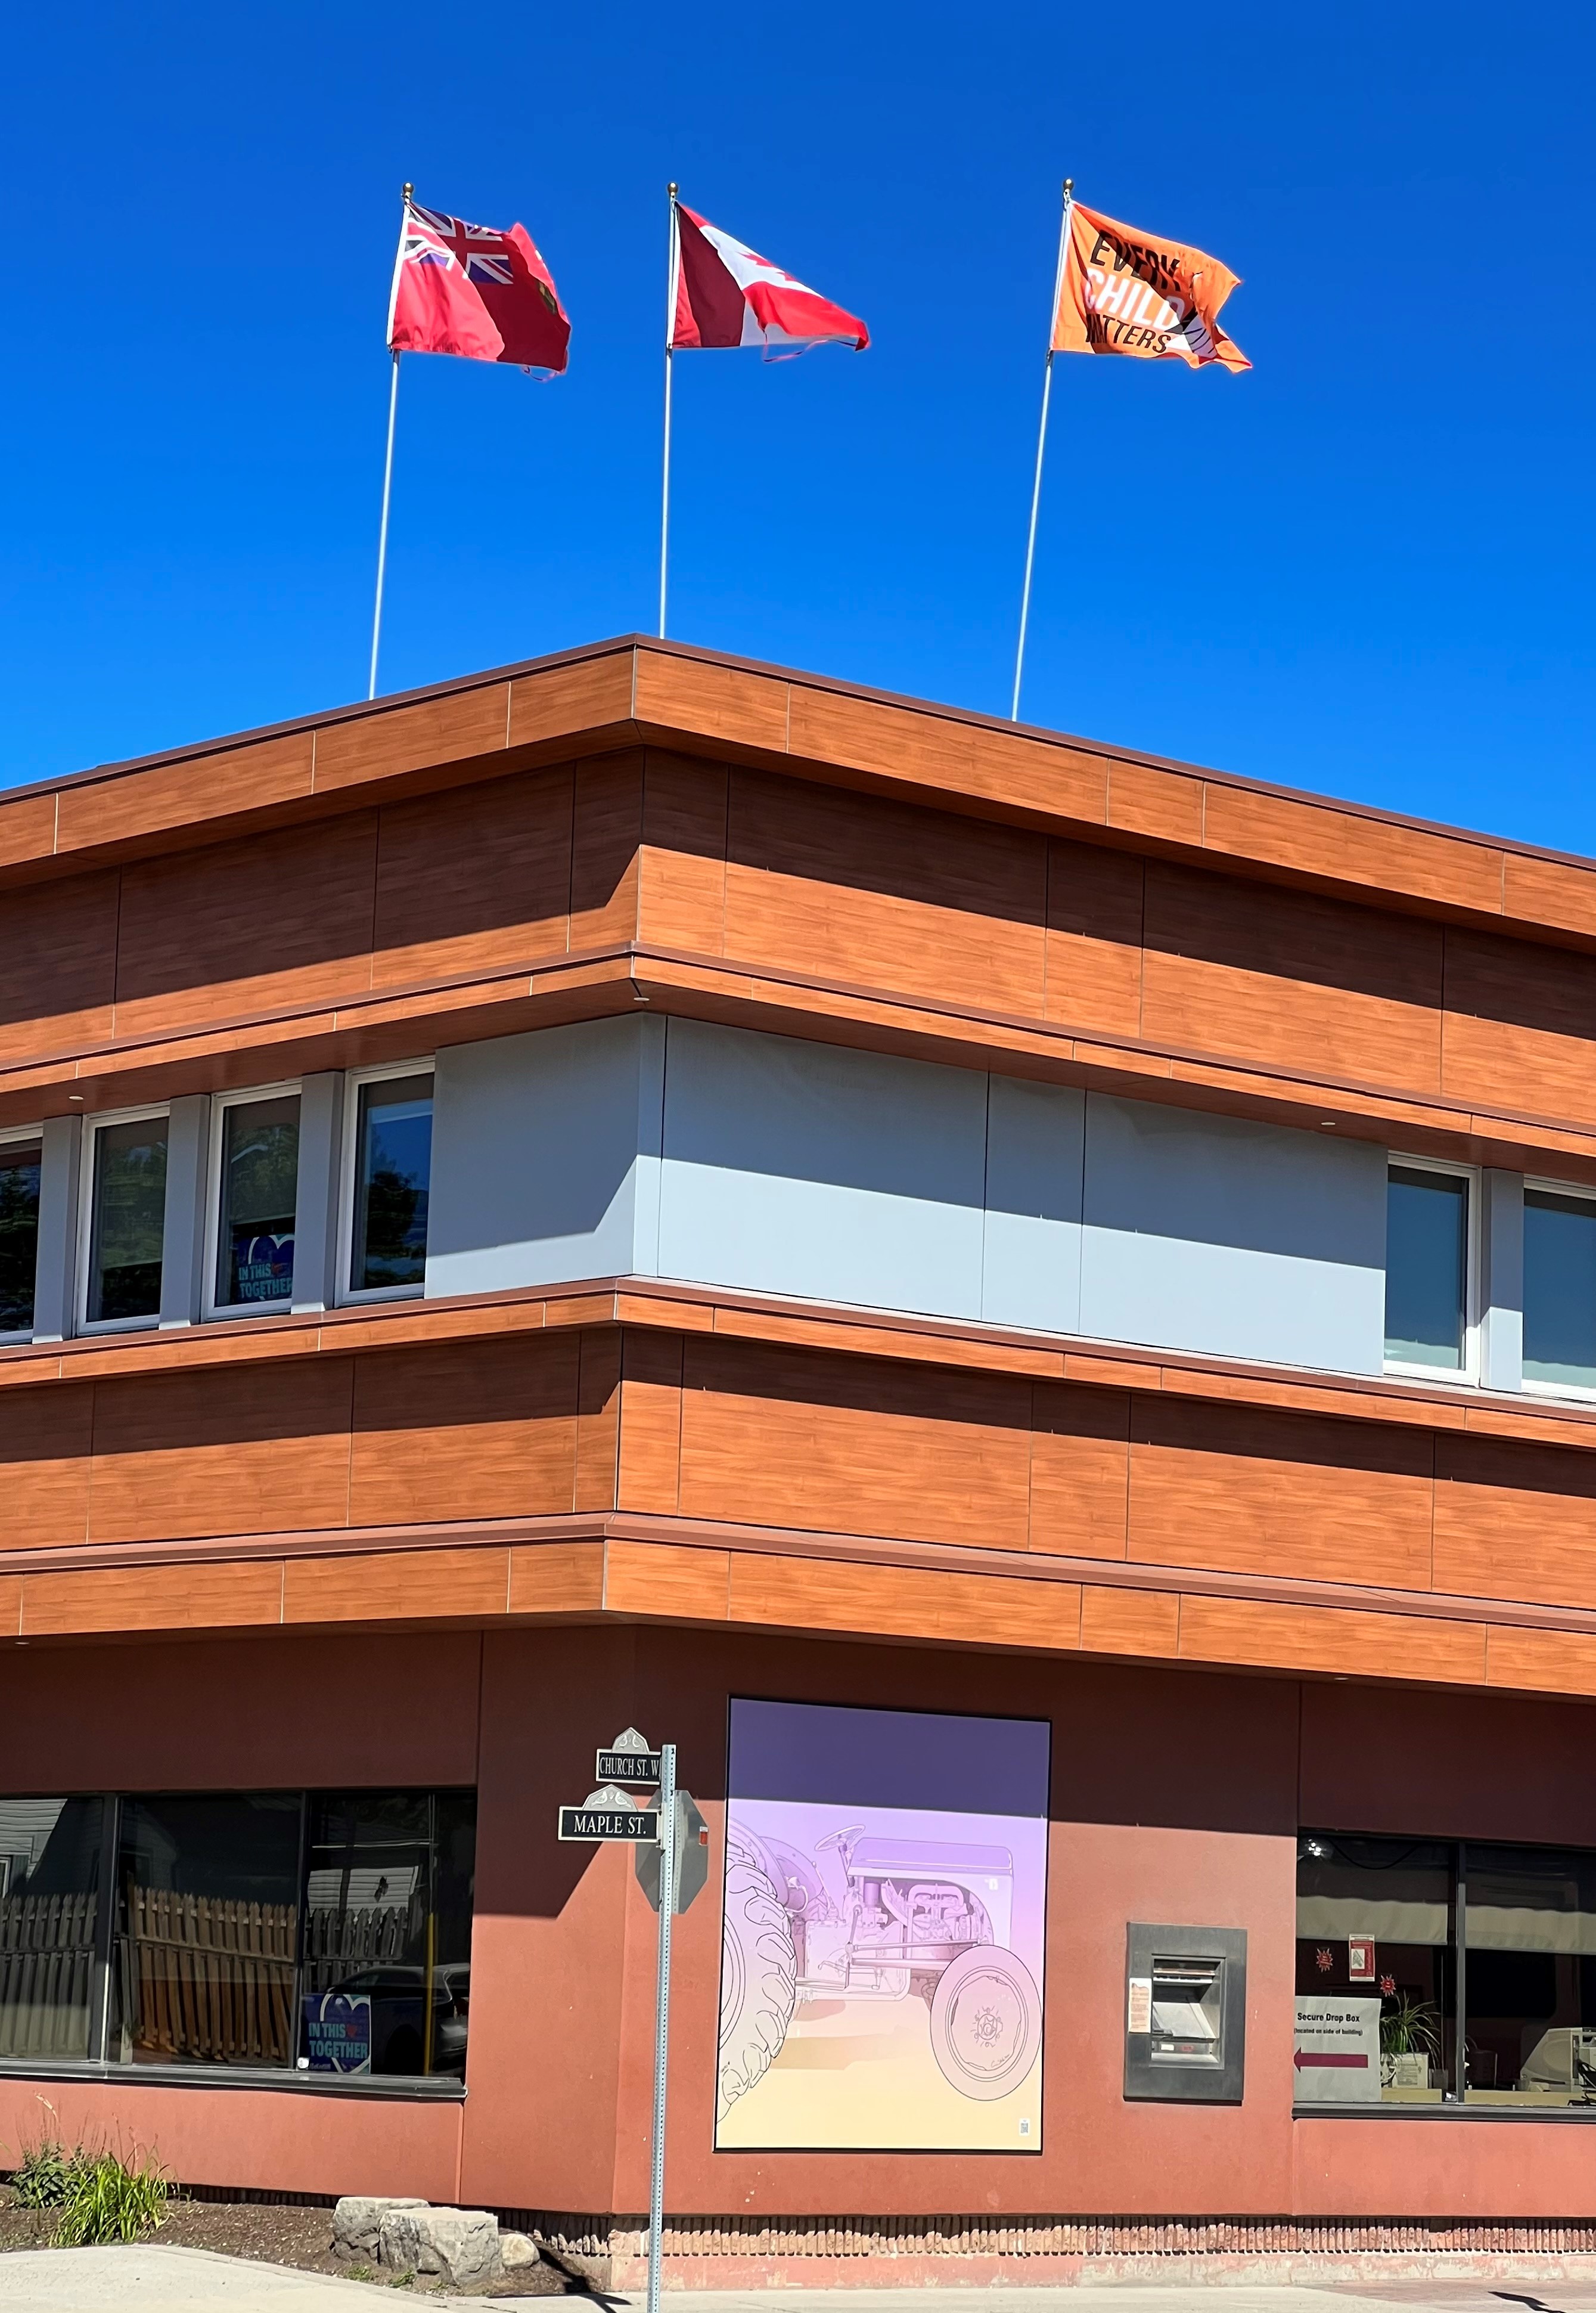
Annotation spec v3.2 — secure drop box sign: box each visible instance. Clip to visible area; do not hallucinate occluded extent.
[303,1990,373,2075]
[1293,1995,1380,2102]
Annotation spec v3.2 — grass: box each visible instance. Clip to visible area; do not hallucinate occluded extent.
[7,2109,169,2247]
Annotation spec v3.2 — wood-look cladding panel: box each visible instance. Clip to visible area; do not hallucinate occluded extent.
[1442,931,1596,1126]
[574,1331,622,1512]
[1432,1435,1596,1608]
[1200,784,1505,915]
[284,1545,510,1624]
[724,772,1047,1015]
[637,754,728,956]
[1178,1593,1488,1686]
[786,686,1109,827]
[0,872,118,1057]
[21,1557,282,1637]
[1486,1625,1596,1698]
[312,686,509,793]
[349,1335,580,1526]
[728,1551,1083,1652]
[604,1536,731,1620]
[86,1361,356,1544]
[633,652,788,753]
[1081,1583,1180,1657]
[507,1539,605,1614]
[1128,1398,1436,1589]
[1044,842,1144,1038]
[616,1332,682,1514]
[371,765,574,987]
[1028,1382,1131,1558]
[55,733,315,857]
[570,755,643,952]
[678,1337,1032,1549]
[0,1384,94,1549]
[1140,865,1445,1089]
[112,814,380,1037]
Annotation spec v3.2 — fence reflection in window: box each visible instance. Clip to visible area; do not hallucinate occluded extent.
[82,1787,477,2080]
[0,1798,104,2062]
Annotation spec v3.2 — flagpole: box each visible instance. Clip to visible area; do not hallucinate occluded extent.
[1011,177,1073,723]
[369,181,412,701]
[659,183,679,639]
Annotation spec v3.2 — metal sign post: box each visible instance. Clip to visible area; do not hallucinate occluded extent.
[557,1730,707,2313]
[645,1741,676,2313]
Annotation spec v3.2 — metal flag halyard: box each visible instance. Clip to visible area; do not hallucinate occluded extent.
[659,184,680,639]
[369,182,412,701]
[1011,178,1073,724]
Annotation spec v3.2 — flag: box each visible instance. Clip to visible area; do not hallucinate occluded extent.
[670,203,869,359]
[388,195,570,374]
[1052,201,1249,373]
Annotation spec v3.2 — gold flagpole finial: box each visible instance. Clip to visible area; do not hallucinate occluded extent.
[402,182,413,203]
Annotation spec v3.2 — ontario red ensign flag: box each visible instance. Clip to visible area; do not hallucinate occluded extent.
[388,195,570,374]
[670,204,868,358]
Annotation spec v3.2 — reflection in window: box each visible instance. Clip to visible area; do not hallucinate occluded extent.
[350,1075,432,1294]
[1295,1835,1456,2104]
[87,1116,167,1323]
[302,1791,474,2078]
[0,1797,104,2060]
[116,1794,301,2067]
[1385,1167,1468,1369]
[217,1095,300,1309]
[1524,1190,1596,1390]
[0,1139,41,1332]
[1465,1847,1596,2105]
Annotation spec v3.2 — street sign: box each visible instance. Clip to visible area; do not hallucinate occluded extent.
[557,1785,660,1843]
[598,1747,662,1785]
[635,1790,710,1914]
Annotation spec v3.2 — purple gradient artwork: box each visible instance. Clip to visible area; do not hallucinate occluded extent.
[716,1698,1049,2151]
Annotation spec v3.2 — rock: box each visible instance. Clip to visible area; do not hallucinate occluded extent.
[501,2231,541,2269]
[331,2197,428,2261]
[380,2205,503,2292]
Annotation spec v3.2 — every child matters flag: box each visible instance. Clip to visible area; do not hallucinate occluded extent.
[1052,201,1249,372]
[387,194,570,374]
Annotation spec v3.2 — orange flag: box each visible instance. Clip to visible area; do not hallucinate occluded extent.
[1052,200,1250,373]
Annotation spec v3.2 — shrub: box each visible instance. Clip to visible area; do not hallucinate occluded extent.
[52,2147,169,2247]
[11,2139,77,2209]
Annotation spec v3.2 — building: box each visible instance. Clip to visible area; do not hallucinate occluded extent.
[6,636,1596,2278]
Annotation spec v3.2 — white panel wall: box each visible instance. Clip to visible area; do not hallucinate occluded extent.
[1079,1097,1387,1373]
[424,1015,1389,1374]
[657,1020,988,1319]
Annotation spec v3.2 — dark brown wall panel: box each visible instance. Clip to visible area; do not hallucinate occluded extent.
[724,771,1047,1016]
[371,764,574,988]
[1128,1397,1435,1589]
[676,1336,1032,1549]
[637,752,728,956]
[0,1382,94,1548]
[86,1359,356,1545]
[1432,1434,1596,1607]
[1140,864,1445,1089]
[1442,929,1596,1125]
[569,755,643,953]
[1044,841,1144,1038]
[0,871,118,1058]
[349,1334,580,1527]
[113,814,380,1036]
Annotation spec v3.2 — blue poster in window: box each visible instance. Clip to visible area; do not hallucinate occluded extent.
[303,1990,372,2074]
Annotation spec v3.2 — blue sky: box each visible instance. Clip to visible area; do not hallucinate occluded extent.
[5,3,1592,851]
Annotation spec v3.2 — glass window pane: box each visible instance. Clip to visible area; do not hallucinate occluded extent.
[88,1116,167,1323]
[1385,1167,1467,1369]
[115,1794,300,2068]
[1464,1846,1596,2106]
[1295,1834,1457,2104]
[0,1797,103,2060]
[302,1789,475,2079]
[0,1140,42,1332]
[217,1095,300,1308]
[1524,1191,1596,1390]
[351,1075,432,1293]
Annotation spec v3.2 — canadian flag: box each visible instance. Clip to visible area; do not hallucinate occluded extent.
[670,203,869,359]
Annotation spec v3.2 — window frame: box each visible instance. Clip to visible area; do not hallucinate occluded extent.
[202,1079,303,1323]
[1520,1173,1596,1405]
[336,1059,435,1308]
[1383,1153,1482,1387]
[77,1102,172,1336]
[0,1120,46,1345]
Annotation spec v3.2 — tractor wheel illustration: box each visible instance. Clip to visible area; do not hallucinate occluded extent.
[717,1827,798,2117]
[929,1943,1042,2101]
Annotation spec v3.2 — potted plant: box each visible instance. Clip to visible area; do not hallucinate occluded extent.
[1380,1988,1441,2089]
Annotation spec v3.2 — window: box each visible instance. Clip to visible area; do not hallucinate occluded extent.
[1296,1833,1596,2109]
[85,1111,168,1326]
[1524,1186,1596,1393]
[0,1134,42,1335]
[1385,1162,1471,1374]
[346,1069,433,1298]
[94,1785,473,2079]
[0,1797,105,2062]
[211,1090,300,1314]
